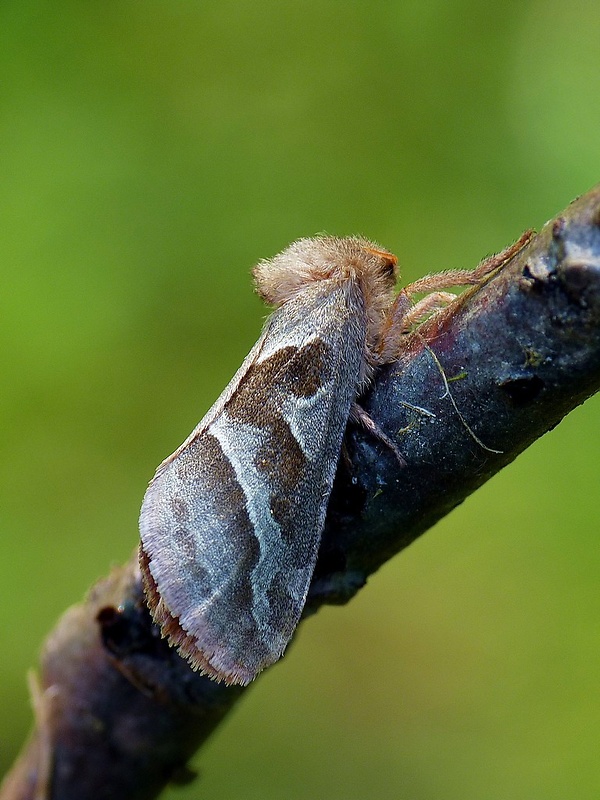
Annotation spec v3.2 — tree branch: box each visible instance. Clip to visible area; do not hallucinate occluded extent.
[3,185,600,800]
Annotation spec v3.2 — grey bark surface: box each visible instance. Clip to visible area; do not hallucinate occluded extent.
[3,185,600,800]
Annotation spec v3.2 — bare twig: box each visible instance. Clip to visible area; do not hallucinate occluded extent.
[3,185,600,800]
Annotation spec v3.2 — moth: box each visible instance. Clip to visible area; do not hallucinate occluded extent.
[139,232,531,685]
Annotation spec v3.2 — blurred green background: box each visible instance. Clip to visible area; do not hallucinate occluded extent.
[1,1,599,797]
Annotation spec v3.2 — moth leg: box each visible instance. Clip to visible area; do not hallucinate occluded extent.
[349,402,406,466]
[403,228,534,297]
[378,229,534,361]
[396,290,458,332]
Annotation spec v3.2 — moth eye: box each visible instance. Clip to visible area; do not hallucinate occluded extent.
[383,256,397,274]
[378,254,398,280]
[362,245,398,277]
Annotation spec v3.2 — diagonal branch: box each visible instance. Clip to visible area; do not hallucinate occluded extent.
[3,185,600,800]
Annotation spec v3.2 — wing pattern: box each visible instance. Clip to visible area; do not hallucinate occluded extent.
[140,278,366,684]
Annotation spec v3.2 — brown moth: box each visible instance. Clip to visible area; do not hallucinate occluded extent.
[139,233,531,686]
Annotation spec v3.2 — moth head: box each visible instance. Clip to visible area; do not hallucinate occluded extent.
[253,236,398,307]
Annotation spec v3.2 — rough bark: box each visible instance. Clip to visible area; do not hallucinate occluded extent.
[3,185,600,800]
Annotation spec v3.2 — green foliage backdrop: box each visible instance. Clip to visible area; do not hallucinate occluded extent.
[1,1,599,797]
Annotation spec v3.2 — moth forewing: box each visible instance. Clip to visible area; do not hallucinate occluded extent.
[139,232,532,685]
[139,274,372,685]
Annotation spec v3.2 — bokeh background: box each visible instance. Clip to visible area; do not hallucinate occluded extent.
[1,1,599,797]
